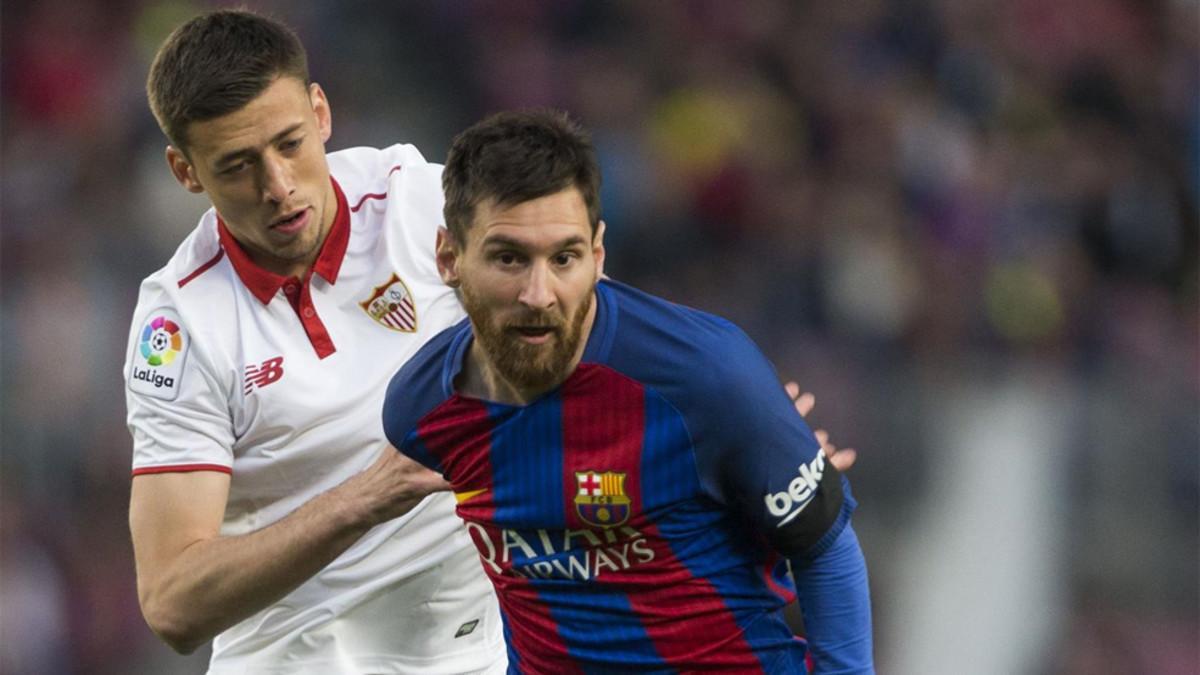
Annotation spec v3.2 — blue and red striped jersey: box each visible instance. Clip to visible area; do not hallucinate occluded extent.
[384,279,857,673]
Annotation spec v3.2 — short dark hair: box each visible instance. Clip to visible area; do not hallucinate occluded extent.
[442,109,602,244]
[147,9,309,151]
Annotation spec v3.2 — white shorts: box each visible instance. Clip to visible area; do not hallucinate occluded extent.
[208,539,507,674]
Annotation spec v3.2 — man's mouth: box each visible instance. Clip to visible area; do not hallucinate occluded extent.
[510,325,558,344]
[270,208,309,234]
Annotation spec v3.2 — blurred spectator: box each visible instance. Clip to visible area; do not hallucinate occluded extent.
[1,1,1195,672]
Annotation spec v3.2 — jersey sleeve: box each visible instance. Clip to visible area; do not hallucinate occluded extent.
[693,322,853,560]
[381,320,468,473]
[124,283,234,475]
[790,524,875,673]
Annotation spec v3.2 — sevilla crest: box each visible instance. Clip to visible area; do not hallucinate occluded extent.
[360,273,417,332]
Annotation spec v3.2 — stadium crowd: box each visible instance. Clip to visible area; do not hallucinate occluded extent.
[2,1,1196,672]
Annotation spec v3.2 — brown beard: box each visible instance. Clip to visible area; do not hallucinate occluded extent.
[461,284,594,395]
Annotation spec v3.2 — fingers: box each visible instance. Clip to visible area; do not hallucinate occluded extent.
[814,428,858,472]
[794,393,815,418]
[785,381,816,418]
[828,448,857,472]
[372,448,451,494]
[389,452,451,492]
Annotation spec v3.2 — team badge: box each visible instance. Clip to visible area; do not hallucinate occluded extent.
[128,308,188,401]
[574,471,631,528]
[360,273,417,332]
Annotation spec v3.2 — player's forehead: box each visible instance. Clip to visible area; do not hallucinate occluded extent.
[183,76,311,159]
[469,188,591,248]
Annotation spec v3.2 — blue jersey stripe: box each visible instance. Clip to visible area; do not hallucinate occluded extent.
[639,389,697,512]
[524,582,664,673]
[487,397,566,529]
[401,428,443,474]
[640,388,805,671]
[500,604,521,675]
[488,395,585,668]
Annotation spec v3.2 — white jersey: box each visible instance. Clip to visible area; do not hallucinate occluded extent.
[124,144,505,674]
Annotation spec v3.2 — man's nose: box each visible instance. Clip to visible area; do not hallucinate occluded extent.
[518,263,555,310]
[261,154,295,203]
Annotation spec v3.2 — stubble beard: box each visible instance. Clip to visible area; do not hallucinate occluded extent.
[461,284,594,395]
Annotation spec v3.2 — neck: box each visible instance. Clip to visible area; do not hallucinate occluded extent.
[249,248,317,281]
[460,291,598,406]
[248,179,337,279]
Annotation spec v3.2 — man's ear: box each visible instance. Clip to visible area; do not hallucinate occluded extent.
[593,220,607,280]
[436,227,461,287]
[166,146,205,194]
[308,82,332,144]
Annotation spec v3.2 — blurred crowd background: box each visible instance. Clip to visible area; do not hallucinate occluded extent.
[2,1,1197,673]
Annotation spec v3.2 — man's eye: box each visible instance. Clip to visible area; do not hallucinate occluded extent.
[221,161,249,175]
[554,253,575,266]
[497,253,518,265]
[281,139,302,152]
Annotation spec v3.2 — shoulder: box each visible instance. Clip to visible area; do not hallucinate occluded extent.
[328,144,442,208]
[601,279,762,391]
[592,280,792,456]
[331,145,451,290]
[131,212,229,324]
[327,143,431,180]
[140,211,222,290]
[382,318,470,445]
[126,214,239,390]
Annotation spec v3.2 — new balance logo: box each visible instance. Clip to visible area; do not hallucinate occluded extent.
[244,357,284,394]
[455,619,479,638]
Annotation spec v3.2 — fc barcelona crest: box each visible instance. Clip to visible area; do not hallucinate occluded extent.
[574,471,631,528]
[360,273,417,332]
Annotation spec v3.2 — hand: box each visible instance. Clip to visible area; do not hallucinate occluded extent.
[784,381,858,473]
[344,446,452,526]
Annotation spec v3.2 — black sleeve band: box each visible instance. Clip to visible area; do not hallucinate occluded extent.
[767,460,845,558]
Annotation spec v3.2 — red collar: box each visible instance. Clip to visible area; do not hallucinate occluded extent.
[217,177,351,304]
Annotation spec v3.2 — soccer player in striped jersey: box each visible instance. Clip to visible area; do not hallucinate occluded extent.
[383,109,874,673]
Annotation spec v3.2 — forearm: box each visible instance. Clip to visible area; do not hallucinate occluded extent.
[790,524,874,674]
[139,483,378,652]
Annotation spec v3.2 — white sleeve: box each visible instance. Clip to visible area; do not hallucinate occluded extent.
[124,282,234,475]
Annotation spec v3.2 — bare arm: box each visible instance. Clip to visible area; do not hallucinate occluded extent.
[129,447,448,654]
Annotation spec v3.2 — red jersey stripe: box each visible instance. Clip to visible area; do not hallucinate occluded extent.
[762,550,798,604]
[132,463,232,476]
[177,248,225,288]
[417,396,581,673]
[561,366,764,672]
[350,165,405,212]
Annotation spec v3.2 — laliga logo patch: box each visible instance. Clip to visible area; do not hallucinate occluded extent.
[128,308,188,401]
[360,273,417,332]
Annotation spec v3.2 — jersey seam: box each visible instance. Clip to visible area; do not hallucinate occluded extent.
[349,164,404,213]
[177,247,226,288]
[131,462,232,476]
[582,364,709,508]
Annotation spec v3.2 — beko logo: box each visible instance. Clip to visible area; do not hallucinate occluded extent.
[763,451,825,527]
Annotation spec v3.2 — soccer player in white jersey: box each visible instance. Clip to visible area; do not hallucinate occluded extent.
[125,11,503,673]
[125,8,858,674]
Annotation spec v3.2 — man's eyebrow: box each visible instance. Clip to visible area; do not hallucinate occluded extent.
[214,123,305,167]
[481,234,589,249]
